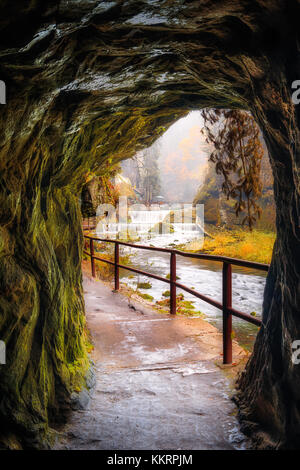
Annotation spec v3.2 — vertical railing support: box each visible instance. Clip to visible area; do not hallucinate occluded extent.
[170,251,176,315]
[222,262,232,364]
[114,242,119,291]
[90,238,96,278]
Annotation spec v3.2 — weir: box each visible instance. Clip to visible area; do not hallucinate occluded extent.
[95,208,202,237]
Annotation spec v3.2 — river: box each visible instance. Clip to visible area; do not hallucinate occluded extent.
[94,208,267,351]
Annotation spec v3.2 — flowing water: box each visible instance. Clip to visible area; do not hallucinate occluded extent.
[94,208,267,351]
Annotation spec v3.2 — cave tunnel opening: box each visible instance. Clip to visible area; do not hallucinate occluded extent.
[80,108,276,354]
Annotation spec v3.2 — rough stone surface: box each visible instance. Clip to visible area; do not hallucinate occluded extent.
[0,0,299,448]
[70,389,90,411]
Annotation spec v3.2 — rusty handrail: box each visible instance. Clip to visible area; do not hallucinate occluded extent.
[83,234,269,271]
[83,234,268,364]
[82,217,97,231]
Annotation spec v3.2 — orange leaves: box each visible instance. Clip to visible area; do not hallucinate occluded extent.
[201,109,264,230]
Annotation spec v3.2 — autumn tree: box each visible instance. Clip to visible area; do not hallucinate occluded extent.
[201,109,264,230]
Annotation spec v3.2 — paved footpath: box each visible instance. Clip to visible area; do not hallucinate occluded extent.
[54,275,248,450]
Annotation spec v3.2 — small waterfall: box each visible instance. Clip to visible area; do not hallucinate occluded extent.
[173,223,199,233]
[129,209,170,224]
[96,208,200,237]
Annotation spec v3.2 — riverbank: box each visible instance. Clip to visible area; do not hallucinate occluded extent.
[175,228,275,265]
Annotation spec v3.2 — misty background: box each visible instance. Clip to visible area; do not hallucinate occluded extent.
[121,111,210,203]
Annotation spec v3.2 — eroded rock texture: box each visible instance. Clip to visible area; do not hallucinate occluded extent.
[0,0,299,448]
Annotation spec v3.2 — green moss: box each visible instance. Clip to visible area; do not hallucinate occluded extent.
[137,292,154,301]
[156,294,205,317]
[165,273,180,280]
[137,281,152,289]
[0,188,90,448]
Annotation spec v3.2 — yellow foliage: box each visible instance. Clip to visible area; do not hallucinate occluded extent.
[201,229,275,264]
[94,252,131,281]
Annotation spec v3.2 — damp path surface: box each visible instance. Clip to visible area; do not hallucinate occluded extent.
[54,275,249,450]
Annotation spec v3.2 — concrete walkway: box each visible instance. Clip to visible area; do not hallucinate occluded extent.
[55,275,248,450]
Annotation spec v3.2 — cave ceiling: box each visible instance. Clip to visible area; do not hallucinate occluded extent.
[1,0,289,184]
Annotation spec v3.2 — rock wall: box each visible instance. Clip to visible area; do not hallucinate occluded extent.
[0,0,299,448]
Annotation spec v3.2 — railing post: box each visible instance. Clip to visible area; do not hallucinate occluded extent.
[114,242,119,291]
[90,238,96,278]
[170,252,176,315]
[222,262,232,364]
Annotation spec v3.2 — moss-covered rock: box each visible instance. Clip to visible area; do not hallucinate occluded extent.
[137,281,152,290]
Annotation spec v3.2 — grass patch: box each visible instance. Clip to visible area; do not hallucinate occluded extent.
[137,281,152,289]
[202,229,275,264]
[156,294,205,318]
[137,292,154,301]
[177,229,275,264]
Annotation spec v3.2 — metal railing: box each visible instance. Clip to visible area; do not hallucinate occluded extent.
[83,234,269,364]
[82,217,96,231]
